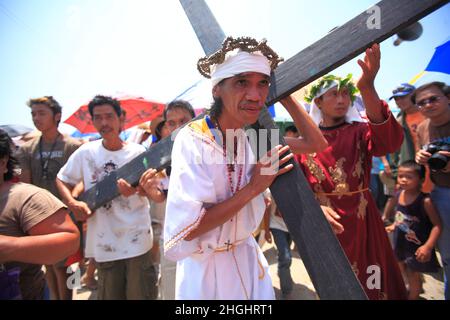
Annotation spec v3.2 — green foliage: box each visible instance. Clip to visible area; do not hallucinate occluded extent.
[305,74,359,103]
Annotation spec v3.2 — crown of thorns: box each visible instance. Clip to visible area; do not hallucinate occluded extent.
[197,36,284,78]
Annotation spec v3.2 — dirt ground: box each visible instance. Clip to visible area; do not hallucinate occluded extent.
[73,240,445,300]
[262,241,445,300]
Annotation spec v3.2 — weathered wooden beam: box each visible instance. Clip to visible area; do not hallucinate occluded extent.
[266,0,449,105]
[179,0,225,56]
[78,137,173,209]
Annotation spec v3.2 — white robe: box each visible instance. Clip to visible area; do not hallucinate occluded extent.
[163,118,274,300]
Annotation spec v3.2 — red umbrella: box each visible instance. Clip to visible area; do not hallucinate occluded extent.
[64,96,165,133]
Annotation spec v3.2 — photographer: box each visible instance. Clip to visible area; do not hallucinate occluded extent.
[413,81,450,300]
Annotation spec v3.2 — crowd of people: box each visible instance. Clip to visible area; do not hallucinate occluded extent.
[1,36,449,300]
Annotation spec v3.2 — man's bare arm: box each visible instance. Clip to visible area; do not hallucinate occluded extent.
[56,178,92,221]
[0,208,80,265]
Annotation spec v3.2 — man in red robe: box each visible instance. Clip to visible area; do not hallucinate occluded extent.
[295,44,407,300]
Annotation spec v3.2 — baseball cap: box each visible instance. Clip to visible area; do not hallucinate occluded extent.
[389,83,416,100]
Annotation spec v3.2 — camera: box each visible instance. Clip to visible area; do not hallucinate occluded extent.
[425,141,450,170]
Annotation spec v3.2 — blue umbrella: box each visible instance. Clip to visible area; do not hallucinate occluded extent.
[70,129,130,141]
[0,124,33,138]
[425,40,450,75]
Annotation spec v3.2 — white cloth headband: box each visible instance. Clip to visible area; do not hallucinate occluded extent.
[210,50,271,87]
[314,81,338,100]
[309,83,366,125]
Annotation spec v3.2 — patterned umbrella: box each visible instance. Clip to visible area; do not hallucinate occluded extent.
[64,96,165,133]
[0,124,33,137]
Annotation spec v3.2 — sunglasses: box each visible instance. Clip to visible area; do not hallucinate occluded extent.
[416,95,443,108]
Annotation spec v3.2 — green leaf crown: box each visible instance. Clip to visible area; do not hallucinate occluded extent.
[304,74,359,103]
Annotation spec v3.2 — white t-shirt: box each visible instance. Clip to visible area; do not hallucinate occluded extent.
[57,139,152,262]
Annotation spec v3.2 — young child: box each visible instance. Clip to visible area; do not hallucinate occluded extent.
[385,160,442,299]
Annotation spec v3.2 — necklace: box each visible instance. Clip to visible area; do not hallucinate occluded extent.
[38,133,60,180]
[216,118,244,194]
[206,115,245,194]
[223,140,244,194]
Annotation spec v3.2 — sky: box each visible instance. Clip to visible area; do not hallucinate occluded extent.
[0,0,449,133]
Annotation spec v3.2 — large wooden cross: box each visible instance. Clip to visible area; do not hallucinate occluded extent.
[78,0,448,299]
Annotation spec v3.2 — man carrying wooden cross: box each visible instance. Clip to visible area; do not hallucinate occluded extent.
[163,36,328,300]
[56,95,164,300]
[296,44,407,300]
